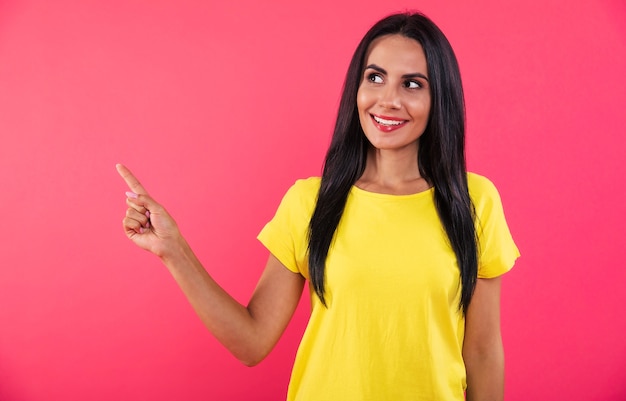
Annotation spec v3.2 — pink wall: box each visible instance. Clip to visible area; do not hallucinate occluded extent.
[1,0,625,400]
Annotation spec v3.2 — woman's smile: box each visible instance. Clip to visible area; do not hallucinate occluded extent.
[370,113,409,132]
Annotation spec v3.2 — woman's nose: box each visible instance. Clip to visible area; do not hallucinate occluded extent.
[378,85,401,109]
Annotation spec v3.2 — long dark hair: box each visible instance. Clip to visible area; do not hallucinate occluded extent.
[308,12,478,314]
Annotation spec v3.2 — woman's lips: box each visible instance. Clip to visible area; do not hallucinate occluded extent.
[370,114,408,132]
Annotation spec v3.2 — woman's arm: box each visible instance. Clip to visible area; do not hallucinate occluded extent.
[117,164,305,366]
[463,276,505,401]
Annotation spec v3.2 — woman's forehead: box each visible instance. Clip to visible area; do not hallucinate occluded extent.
[364,34,428,75]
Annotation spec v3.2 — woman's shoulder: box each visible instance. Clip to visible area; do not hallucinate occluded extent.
[467,172,496,190]
[292,176,321,192]
[467,172,503,206]
[280,177,321,210]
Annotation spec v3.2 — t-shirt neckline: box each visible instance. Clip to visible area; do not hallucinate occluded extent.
[350,184,434,200]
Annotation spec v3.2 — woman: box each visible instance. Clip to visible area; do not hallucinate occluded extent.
[117,12,519,401]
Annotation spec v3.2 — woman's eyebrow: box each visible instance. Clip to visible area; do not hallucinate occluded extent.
[365,63,429,81]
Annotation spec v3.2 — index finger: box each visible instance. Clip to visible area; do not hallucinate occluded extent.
[116,164,149,195]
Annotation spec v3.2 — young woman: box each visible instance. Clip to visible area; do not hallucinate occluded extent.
[117,12,519,401]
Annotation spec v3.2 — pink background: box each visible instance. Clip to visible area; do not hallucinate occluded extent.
[1,0,625,400]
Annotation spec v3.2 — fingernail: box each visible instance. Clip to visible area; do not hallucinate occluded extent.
[126,191,138,199]
[146,222,150,228]
[145,211,150,218]
[139,227,144,234]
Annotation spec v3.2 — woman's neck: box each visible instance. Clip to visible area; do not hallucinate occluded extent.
[355,146,430,195]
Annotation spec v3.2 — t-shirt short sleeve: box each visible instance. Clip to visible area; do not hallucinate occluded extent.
[469,174,520,278]
[257,178,320,277]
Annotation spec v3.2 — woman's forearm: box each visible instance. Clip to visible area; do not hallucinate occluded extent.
[160,239,263,365]
[464,339,504,401]
[463,277,505,401]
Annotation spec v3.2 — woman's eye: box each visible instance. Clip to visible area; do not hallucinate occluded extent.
[367,73,383,84]
[404,80,421,89]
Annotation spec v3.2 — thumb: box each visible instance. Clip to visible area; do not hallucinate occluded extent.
[125,190,162,215]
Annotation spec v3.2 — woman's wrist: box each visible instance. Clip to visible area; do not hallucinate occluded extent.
[158,235,192,265]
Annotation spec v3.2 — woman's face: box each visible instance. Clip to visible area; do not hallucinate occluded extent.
[356,34,431,153]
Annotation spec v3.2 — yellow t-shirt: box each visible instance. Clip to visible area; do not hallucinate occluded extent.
[258,173,519,400]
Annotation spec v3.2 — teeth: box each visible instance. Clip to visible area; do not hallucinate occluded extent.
[373,116,404,126]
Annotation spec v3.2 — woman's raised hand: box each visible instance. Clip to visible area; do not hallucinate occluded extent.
[116,164,183,258]
[115,164,305,366]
